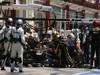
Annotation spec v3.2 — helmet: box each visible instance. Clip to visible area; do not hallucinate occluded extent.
[17,19,23,25]
[16,19,23,28]
[5,18,13,27]
[8,18,13,22]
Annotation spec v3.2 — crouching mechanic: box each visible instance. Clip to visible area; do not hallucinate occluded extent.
[0,18,13,70]
[10,19,27,72]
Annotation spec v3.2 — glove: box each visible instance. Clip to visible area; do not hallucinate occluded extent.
[18,38,25,46]
[0,39,4,43]
[4,37,8,42]
[10,33,13,39]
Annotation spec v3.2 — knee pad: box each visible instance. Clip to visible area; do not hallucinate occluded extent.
[17,58,22,63]
[10,58,15,63]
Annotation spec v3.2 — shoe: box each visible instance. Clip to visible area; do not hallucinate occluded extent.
[97,66,100,69]
[89,66,93,69]
[1,67,6,70]
[19,70,23,73]
[14,68,17,71]
[11,69,14,72]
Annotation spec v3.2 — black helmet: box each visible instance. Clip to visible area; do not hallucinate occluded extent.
[5,18,13,27]
[6,18,13,23]
[8,18,13,22]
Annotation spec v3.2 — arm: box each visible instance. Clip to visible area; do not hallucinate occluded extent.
[0,26,6,43]
[0,26,6,35]
[20,28,27,46]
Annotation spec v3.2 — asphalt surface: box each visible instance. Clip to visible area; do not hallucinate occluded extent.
[0,67,90,75]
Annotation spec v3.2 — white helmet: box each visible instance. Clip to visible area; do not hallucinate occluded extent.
[17,19,23,25]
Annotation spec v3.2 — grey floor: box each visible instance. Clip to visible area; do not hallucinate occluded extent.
[0,67,89,75]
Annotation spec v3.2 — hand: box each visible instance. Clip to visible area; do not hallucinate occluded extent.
[25,42,28,46]
[10,34,13,39]
[4,37,8,42]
